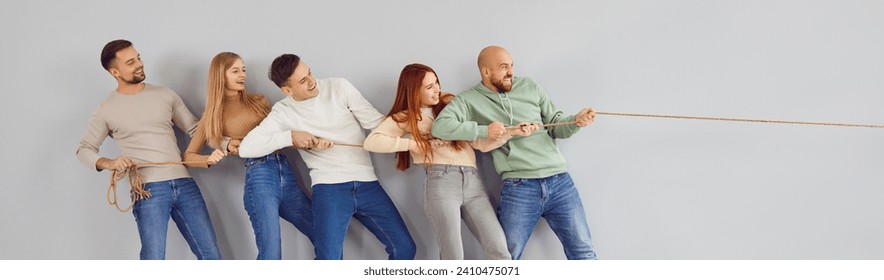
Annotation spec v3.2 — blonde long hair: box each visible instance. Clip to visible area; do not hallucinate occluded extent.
[202,52,269,148]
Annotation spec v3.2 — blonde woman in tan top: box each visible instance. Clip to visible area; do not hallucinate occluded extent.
[183,52,313,259]
[364,63,511,259]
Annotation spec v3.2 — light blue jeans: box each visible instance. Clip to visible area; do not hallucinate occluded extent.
[244,153,314,260]
[498,172,597,260]
[425,164,510,260]
[132,177,221,260]
[312,180,415,260]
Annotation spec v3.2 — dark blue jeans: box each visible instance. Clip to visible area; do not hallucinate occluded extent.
[132,177,221,260]
[498,172,597,260]
[312,180,415,260]
[244,153,314,260]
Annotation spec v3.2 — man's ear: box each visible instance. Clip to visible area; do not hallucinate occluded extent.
[480,67,490,78]
[280,86,293,97]
[108,68,120,78]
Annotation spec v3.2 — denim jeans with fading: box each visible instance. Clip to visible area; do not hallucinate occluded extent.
[312,180,415,260]
[498,172,597,260]
[244,153,314,260]
[425,164,510,260]
[132,177,221,260]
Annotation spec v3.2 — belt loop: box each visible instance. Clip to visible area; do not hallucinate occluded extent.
[444,164,450,174]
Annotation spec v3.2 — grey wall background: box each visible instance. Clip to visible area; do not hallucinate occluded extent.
[1,0,883,260]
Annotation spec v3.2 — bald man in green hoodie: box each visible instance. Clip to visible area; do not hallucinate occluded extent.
[432,46,597,260]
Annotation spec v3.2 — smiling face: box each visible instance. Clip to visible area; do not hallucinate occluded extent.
[418,71,441,107]
[478,46,514,93]
[109,46,145,85]
[224,58,246,94]
[488,63,513,93]
[281,61,317,101]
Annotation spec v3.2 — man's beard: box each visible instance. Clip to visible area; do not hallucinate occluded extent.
[492,76,512,93]
[123,73,145,84]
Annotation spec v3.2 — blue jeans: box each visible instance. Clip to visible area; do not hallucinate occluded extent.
[132,177,221,260]
[312,180,415,260]
[498,172,597,260]
[244,153,314,260]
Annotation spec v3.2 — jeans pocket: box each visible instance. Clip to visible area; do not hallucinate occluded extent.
[427,171,444,179]
[502,178,524,187]
[244,156,268,169]
[141,181,161,193]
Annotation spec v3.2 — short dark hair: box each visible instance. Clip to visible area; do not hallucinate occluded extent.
[100,39,133,71]
[268,54,301,88]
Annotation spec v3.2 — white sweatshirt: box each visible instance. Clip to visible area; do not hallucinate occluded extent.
[239,78,384,186]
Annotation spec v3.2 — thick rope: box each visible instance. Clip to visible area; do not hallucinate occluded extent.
[332,142,364,148]
[507,112,884,129]
[107,161,205,213]
[506,121,580,129]
[108,111,877,212]
[595,111,884,128]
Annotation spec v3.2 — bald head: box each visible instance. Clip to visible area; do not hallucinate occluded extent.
[477,46,514,93]
[477,46,510,69]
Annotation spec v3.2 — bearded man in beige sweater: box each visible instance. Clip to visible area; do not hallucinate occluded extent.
[76,39,221,260]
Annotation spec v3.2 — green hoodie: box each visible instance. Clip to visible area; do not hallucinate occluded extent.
[432,77,581,179]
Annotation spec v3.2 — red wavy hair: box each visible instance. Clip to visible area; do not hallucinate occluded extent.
[386,63,463,171]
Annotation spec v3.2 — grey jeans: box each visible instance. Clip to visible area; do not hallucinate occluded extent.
[424,164,511,260]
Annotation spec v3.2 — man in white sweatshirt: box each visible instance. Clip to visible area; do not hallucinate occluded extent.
[239,54,415,260]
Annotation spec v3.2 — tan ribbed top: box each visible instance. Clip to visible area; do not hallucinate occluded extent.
[184,93,269,168]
